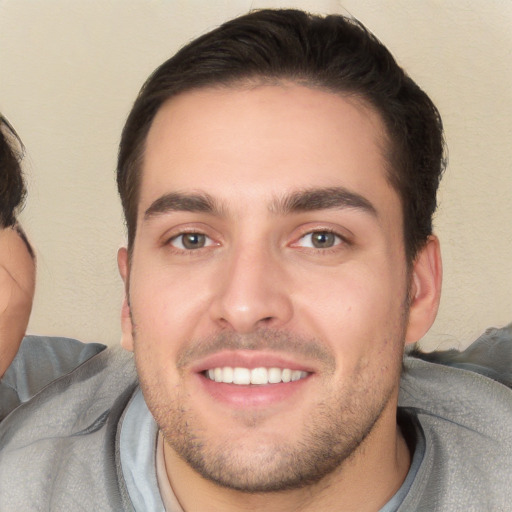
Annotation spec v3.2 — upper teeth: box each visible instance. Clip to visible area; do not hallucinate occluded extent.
[206,367,308,385]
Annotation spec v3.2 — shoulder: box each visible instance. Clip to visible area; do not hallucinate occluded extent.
[400,355,511,427]
[409,322,512,388]
[0,335,106,419]
[0,346,138,510]
[1,344,136,434]
[401,322,512,437]
[6,335,106,385]
[399,357,512,510]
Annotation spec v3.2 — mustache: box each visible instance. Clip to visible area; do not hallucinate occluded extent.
[175,329,336,372]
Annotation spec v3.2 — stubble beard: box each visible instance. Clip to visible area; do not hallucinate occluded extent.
[135,328,405,494]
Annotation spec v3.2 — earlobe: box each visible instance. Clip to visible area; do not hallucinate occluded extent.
[117,247,134,352]
[405,235,443,344]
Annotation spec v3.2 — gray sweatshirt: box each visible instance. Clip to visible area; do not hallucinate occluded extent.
[0,333,511,511]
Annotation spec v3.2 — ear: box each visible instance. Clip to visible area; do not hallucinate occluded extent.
[117,247,134,352]
[405,235,442,344]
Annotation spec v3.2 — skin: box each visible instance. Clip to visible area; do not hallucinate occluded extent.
[118,84,442,511]
[0,226,35,377]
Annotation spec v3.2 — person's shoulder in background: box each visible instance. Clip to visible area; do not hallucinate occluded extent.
[0,335,106,420]
[410,322,512,388]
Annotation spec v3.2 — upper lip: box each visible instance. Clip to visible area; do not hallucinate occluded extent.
[190,350,316,374]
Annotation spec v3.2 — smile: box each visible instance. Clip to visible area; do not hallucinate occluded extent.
[205,367,310,385]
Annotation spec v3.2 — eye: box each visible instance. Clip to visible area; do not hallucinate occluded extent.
[169,233,213,250]
[296,231,342,249]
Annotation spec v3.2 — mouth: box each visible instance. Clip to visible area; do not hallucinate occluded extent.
[204,366,310,385]
[192,351,315,408]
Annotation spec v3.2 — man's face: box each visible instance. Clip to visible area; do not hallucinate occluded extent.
[120,84,418,491]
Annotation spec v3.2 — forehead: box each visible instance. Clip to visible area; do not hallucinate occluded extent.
[140,84,397,217]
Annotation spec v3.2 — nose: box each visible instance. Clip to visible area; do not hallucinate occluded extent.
[210,243,293,333]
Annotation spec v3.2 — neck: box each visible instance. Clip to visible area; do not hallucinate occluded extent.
[163,409,410,512]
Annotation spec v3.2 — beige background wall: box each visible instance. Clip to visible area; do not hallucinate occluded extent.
[1,0,510,350]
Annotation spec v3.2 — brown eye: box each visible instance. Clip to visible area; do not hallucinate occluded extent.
[171,233,208,250]
[310,232,337,248]
[184,233,205,249]
[293,228,348,252]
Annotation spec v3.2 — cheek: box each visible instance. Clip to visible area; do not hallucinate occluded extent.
[129,263,213,344]
[293,262,407,356]
[0,268,34,376]
[0,269,12,312]
[0,265,34,320]
[297,262,403,316]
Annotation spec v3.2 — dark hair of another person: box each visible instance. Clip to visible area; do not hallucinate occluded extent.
[0,115,26,228]
[117,8,446,263]
[0,115,34,259]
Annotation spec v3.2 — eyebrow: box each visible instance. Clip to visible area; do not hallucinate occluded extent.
[144,186,377,220]
[270,186,378,217]
[144,192,222,219]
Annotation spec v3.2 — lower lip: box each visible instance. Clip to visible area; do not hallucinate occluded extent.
[197,373,311,408]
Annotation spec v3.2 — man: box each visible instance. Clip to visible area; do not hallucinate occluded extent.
[0,9,510,511]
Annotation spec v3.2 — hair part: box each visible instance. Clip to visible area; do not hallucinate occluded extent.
[117,9,446,262]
